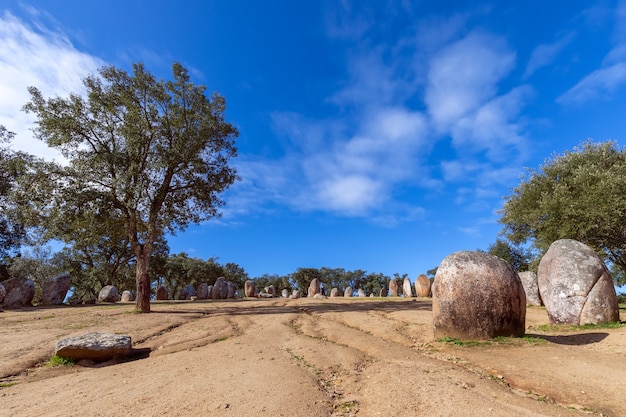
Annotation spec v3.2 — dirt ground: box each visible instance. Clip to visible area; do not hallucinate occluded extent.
[0,298,624,417]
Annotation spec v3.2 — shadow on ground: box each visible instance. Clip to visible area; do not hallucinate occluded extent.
[526,332,609,346]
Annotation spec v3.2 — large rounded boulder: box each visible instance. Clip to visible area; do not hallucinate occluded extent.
[212,277,229,299]
[244,280,257,298]
[42,273,72,305]
[402,277,413,298]
[538,239,619,325]
[415,274,431,297]
[308,278,320,298]
[2,277,35,308]
[155,286,168,300]
[433,251,526,340]
[98,285,119,303]
[388,278,400,297]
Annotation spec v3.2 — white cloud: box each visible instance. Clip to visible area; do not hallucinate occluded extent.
[235,24,531,224]
[558,1,626,105]
[523,32,575,78]
[451,86,532,162]
[558,61,626,104]
[0,10,104,161]
[425,31,516,131]
[256,106,430,217]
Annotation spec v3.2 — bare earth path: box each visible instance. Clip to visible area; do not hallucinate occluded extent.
[1,298,624,417]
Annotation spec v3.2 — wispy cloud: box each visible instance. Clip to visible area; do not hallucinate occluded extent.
[232,21,532,225]
[0,10,104,161]
[2,4,534,232]
[557,62,626,104]
[558,0,626,104]
[425,31,516,132]
[523,32,575,78]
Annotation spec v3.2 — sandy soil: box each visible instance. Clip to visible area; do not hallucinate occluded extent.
[0,298,624,417]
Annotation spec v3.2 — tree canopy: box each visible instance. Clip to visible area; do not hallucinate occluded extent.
[0,125,27,278]
[499,140,626,280]
[21,62,239,311]
[482,238,532,272]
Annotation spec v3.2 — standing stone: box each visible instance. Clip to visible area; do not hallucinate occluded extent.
[290,289,301,299]
[308,278,320,298]
[538,239,619,325]
[227,281,237,299]
[282,288,290,298]
[1,277,35,308]
[98,285,119,303]
[42,273,71,305]
[357,288,367,297]
[518,271,542,306]
[433,251,526,340]
[402,277,413,298]
[156,286,168,300]
[55,332,132,362]
[330,288,339,297]
[0,283,5,311]
[179,284,196,300]
[197,283,209,299]
[389,278,400,297]
[244,280,257,298]
[212,277,229,299]
[265,285,275,298]
[379,286,386,297]
[344,287,353,298]
[415,274,431,297]
[120,291,134,302]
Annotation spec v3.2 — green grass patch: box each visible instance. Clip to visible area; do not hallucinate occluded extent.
[336,400,359,413]
[440,335,547,347]
[48,355,75,367]
[519,335,548,345]
[529,322,623,332]
[0,382,18,388]
[440,336,488,347]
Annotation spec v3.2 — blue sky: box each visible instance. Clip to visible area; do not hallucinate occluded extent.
[1,1,626,280]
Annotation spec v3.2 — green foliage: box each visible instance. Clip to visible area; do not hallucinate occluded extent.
[48,355,75,366]
[7,245,65,303]
[500,140,626,279]
[253,273,292,293]
[426,267,438,279]
[482,238,532,272]
[251,267,396,296]
[0,126,27,276]
[153,253,248,299]
[21,62,239,312]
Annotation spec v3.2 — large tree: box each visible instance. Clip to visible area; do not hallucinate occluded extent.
[23,62,239,312]
[499,140,626,278]
[0,125,27,279]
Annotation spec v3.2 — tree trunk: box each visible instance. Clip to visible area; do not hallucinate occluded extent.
[135,248,151,313]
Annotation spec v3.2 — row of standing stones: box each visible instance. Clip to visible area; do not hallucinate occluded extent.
[96,277,241,303]
[240,274,434,300]
[7,238,623,360]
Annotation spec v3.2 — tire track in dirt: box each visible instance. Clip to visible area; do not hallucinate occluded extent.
[290,302,585,417]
